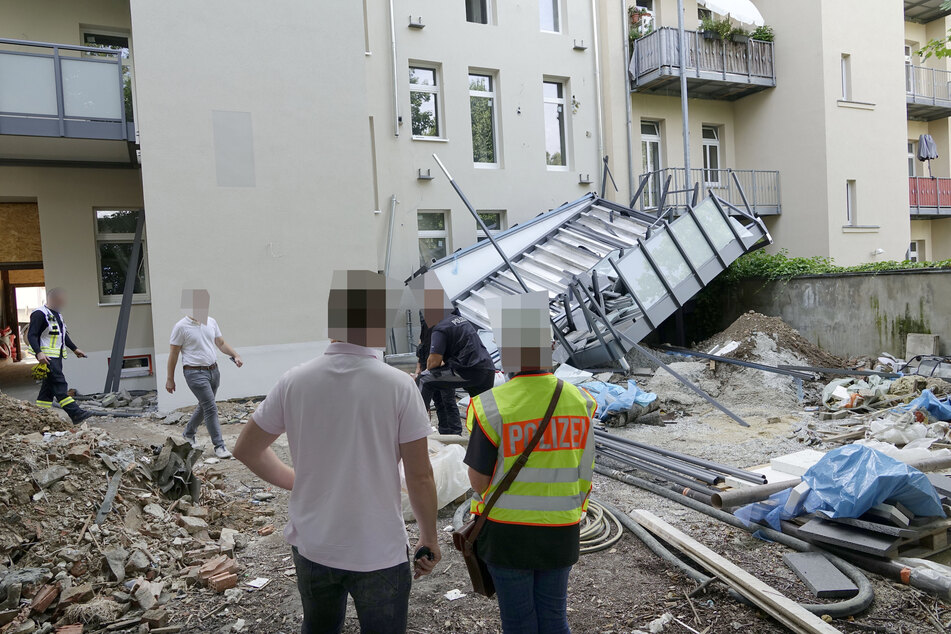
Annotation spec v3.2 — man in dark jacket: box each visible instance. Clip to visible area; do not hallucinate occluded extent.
[414,313,458,435]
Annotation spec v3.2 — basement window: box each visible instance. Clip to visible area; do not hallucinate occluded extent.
[107,354,153,378]
[94,208,150,305]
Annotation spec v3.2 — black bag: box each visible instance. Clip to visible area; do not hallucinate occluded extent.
[451,380,565,597]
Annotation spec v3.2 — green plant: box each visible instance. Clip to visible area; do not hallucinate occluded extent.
[719,248,951,283]
[630,22,654,43]
[700,16,733,40]
[730,26,749,40]
[750,24,774,42]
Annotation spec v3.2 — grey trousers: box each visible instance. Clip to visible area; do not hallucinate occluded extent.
[183,367,224,448]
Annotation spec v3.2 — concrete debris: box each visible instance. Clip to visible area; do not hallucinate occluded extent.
[33,465,70,489]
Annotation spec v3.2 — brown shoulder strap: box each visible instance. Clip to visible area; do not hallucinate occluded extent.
[468,379,565,542]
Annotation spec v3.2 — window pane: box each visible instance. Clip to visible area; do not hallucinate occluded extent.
[417,212,446,231]
[616,249,666,308]
[419,237,447,264]
[466,0,489,24]
[469,74,492,92]
[99,242,146,296]
[544,102,565,166]
[540,0,560,31]
[640,121,658,136]
[96,209,139,234]
[477,212,502,230]
[409,67,436,86]
[543,81,562,100]
[470,96,496,163]
[702,126,718,140]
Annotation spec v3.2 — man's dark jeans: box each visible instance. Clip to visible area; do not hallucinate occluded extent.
[292,547,411,634]
[418,366,495,435]
[487,564,572,634]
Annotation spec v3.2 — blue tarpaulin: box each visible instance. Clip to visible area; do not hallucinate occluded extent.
[905,389,951,421]
[579,380,656,420]
[736,444,945,530]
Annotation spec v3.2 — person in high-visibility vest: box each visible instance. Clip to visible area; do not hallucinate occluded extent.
[464,292,595,634]
[27,288,93,422]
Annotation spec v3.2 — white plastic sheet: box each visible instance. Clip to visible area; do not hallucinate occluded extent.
[401,441,470,521]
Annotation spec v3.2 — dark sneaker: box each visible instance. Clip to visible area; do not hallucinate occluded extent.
[71,410,95,423]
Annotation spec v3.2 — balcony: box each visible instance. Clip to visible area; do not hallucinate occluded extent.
[629,27,776,101]
[905,0,951,24]
[0,38,136,167]
[909,177,951,217]
[906,65,951,121]
[635,168,781,216]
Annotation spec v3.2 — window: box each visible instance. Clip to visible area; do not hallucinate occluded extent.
[469,73,498,165]
[702,126,721,186]
[466,0,491,24]
[905,45,915,93]
[410,66,441,138]
[82,29,134,122]
[909,141,918,177]
[698,7,713,20]
[641,121,662,208]
[845,180,857,225]
[909,240,923,262]
[106,354,153,378]
[543,80,567,167]
[476,211,506,241]
[418,212,449,265]
[94,209,149,304]
[840,54,852,101]
[540,0,561,33]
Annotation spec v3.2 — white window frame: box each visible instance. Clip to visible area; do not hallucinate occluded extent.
[93,208,150,305]
[540,0,562,33]
[840,53,852,101]
[469,71,500,167]
[909,141,917,177]
[409,65,443,140]
[909,240,921,262]
[701,125,721,186]
[466,0,493,25]
[476,210,506,241]
[418,211,450,265]
[641,120,662,209]
[845,180,857,225]
[543,79,568,170]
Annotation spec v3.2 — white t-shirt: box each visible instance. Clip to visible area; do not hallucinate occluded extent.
[170,316,222,367]
[252,342,432,572]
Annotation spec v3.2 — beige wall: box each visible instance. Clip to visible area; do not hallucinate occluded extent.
[365,0,604,281]
[0,0,130,44]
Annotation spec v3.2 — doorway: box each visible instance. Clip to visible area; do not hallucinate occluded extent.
[641,121,662,209]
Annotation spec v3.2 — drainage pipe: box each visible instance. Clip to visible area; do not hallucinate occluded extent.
[388,0,400,136]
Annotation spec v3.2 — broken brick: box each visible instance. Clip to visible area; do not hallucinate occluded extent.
[208,572,238,593]
[59,582,93,606]
[141,608,169,627]
[55,625,84,634]
[66,445,91,463]
[29,582,60,614]
[257,524,275,536]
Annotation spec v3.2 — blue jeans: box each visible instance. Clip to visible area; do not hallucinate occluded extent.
[293,547,411,634]
[183,367,224,449]
[487,564,572,634]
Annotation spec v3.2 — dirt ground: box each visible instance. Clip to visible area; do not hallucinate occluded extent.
[81,405,950,634]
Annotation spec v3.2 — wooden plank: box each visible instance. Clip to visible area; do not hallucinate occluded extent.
[630,510,842,634]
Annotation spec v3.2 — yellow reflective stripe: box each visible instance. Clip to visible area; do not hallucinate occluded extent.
[36,400,52,408]
[59,397,75,406]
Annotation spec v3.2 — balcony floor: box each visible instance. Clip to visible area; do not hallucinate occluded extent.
[0,133,138,167]
[907,95,951,121]
[633,70,775,101]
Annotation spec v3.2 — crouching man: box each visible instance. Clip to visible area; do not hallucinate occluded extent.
[233,270,440,634]
[464,292,596,634]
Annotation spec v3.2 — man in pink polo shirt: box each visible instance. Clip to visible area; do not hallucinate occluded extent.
[233,271,440,633]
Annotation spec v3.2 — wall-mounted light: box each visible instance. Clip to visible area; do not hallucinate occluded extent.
[871,248,885,257]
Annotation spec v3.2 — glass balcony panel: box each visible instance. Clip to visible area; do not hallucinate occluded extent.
[0,53,57,115]
[61,58,122,119]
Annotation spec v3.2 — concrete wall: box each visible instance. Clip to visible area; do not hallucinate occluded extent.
[130,0,378,410]
[722,270,951,359]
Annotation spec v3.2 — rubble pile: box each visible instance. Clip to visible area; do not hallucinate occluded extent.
[155,398,261,427]
[0,423,267,633]
[0,394,72,437]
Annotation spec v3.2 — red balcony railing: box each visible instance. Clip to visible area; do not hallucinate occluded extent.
[909,176,951,215]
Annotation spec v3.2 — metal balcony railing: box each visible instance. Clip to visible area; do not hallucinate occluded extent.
[636,168,781,216]
[630,27,775,99]
[909,176,951,216]
[907,64,951,104]
[0,37,133,140]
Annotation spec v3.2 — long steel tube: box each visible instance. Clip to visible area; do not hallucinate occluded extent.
[596,437,724,485]
[662,345,815,380]
[596,447,719,495]
[595,430,766,485]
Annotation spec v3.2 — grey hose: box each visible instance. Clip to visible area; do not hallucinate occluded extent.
[594,464,875,619]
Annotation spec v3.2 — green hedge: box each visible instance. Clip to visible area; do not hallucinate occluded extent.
[722,249,951,283]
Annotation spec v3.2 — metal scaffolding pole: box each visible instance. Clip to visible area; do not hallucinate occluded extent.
[677,0,691,182]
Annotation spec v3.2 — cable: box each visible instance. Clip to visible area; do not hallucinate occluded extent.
[594,465,875,619]
[451,498,623,555]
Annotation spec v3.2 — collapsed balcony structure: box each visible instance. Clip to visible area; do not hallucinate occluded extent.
[409,163,773,371]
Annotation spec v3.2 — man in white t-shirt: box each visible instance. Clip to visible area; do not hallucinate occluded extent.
[233,271,440,634]
[166,290,243,459]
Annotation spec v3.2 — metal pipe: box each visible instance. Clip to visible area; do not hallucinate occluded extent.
[596,437,724,485]
[677,0,691,180]
[596,447,719,495]
[661,345,815,380]
[591,0,605,192]
[433,154,530,293]
[621,0,635,200]
[388,0,400,136]
[383,194,398,276]
[778,365,901,380]
[710,479,800,510]
[595,430,766,485]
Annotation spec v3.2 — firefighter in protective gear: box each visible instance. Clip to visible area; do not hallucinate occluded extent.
[27,288,93,423]
[463,292,595,634]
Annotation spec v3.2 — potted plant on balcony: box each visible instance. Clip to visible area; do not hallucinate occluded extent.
[629,5,652,25]
[750,24,774,42]
[700,16,733,41]
[731,26,750,44]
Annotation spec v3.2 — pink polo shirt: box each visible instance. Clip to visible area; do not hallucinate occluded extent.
[252,342,432,572]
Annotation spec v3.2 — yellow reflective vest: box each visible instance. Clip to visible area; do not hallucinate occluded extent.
[35,306,68,359]
[466,373,597,527]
